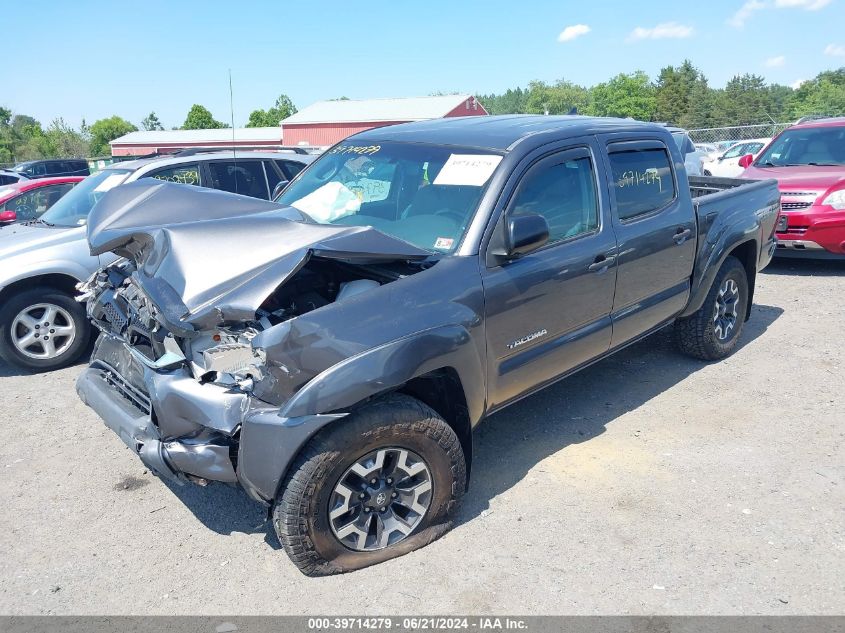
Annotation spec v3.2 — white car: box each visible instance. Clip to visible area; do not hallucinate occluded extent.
[667,128,705,176]
[705,139,771,178]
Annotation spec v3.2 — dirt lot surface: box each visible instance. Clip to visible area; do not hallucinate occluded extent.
[0,258,842,615]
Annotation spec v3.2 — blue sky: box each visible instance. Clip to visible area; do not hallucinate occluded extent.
[5,0,844,128]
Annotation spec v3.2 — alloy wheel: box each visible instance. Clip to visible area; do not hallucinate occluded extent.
[11,303,76,360]
[713,278,740,341]
[328,447,433,551]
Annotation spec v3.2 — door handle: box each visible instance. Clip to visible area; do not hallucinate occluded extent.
[588,254,616,272]
[673,228,693,244]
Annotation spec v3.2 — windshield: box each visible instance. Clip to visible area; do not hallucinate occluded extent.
[755,126,845,167]
[276,141,502,253]
[40,169,132,227]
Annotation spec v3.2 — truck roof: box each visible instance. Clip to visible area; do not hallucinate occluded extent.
[349,114,666,151]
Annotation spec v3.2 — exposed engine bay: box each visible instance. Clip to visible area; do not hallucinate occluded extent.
[79,255,418,392]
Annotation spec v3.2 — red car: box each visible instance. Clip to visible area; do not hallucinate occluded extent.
[740,117,845,258]
[0,176,84,225]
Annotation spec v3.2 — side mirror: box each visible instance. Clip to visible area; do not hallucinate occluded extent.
[0,210,17,223]
[738,154,754,169]
[272,180,290,201]
[506,213,549,258]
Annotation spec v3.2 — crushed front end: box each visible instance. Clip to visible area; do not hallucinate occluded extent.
[76,260,263,488]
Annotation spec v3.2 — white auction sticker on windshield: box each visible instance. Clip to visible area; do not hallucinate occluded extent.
[93,173,129,193]
[433,154,503,186]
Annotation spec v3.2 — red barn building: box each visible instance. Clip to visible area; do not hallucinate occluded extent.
[109,127,286,157]
[280,95,488,147]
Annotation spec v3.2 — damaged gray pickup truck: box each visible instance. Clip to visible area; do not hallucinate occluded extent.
[76,115,780,576]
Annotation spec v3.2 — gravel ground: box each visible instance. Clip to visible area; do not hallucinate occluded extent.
[0,258,843,615]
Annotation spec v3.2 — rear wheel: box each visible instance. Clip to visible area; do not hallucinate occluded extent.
[675,256,749,360]
[0,287,91,371]
[273,394,466,576]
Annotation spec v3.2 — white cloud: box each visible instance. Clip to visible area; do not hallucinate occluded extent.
[790,79,807,89]
[729,0,830,27]
[728,0,766,27]
[628,22,694,41]
[557,24,591,42]
[774,0,831,9]
[825,43,845,57]
[764,55,786,67]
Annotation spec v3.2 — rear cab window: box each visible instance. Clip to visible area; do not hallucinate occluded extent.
[206,160,269,199]
[607,144,676,221]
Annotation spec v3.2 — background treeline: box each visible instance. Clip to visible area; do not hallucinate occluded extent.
[3,60,844,163]
[479,61,845,127]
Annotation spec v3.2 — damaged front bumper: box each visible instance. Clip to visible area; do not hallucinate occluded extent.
[77,334,345,504]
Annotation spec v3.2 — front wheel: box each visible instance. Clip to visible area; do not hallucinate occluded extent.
[0,287,92,372]
[273,394,466,576]
[675,256,749,361]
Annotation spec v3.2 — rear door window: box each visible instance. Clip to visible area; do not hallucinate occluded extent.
[263,160,284,194]
[276,159,306,180]
[146,163,202,186]
[608,147,676,221]
[206,160,269,199]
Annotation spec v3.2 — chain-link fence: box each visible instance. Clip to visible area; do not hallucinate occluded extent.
[688,123,791,146]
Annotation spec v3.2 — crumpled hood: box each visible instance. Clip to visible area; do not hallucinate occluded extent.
[0,221,84,259]
[86,180,430,330]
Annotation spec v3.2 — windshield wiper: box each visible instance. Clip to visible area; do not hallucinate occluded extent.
[758,161,777,167]
[806,162,841,166]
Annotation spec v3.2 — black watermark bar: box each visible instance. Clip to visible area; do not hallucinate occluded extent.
[2,617,844,633]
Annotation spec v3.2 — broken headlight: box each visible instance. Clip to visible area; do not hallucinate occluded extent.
[200,343,266,378]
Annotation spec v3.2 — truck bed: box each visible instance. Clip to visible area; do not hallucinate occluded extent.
[679,175,781,319]
[688,175,768,199]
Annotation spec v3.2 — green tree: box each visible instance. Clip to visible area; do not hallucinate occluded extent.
[654,60,710,127]
[0,107,13,163]
[8,115,47,161]
[712,74,776,126]
[478,87,529,114]
[141,111,164,131]
[246,94,298,127]
[790,68,845,118]
[182,104,226,130]
[587,71,656,120]
[44,118,90,157]
[523,80,589,115]
[89,115,137,156]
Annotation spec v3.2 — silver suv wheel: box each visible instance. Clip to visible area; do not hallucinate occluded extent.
[11,303,76,360]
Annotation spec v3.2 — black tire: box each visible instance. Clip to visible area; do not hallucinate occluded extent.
[273,393,466,576]
[0,287,92,372]
[675,256,749,361]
